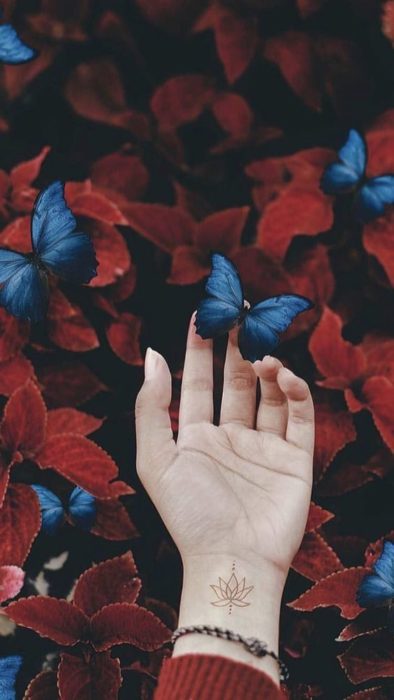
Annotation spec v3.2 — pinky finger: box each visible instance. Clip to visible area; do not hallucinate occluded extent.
[277,367,315,456]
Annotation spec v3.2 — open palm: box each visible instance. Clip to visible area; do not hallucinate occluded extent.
[136,316,314,577]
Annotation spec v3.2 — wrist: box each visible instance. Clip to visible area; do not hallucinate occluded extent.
[173,554,287,685]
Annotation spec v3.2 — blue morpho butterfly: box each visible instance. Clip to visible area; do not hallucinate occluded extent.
[321,129,394,223]
[358,540,394,608]
[0,9,37,63]
[0,181,97,322]
[0,656,22,700]
[31,485,96,535]
[195,253,313,363]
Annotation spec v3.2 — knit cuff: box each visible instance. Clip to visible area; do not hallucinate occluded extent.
[154,653,285,699]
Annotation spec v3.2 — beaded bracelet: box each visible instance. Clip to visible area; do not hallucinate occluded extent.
[170,624,289,683]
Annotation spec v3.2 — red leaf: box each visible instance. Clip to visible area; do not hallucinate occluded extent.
[169,206,249,284]
[257,188,333,261]
[0,309,29,362]
[91,151,149,205]
[38,362,107,407]
[195,206,249,253]
[125,203,195,253]
[6,596,88,645]
[344,689,392,700]
[66,181,127,226]
[168,246,208,285]
[195,5,258,83]
[0,381,47,458]
[316,37,372,121]
[90,602,170,651]
[246,147,334,211]
[151,74,216,131]
[297,0,328,17]
[0,565,25,603]
[309,307,367,388]
[339,629,394,684]
[88,219,132,286]
[0,217,31,253]
[314,402,357,481]
[305,502,334,532]
[0,355,36,396]
[288,568,367,619]
[36,434,127,499]
[363,212,394,285]
[10,147,50,213]
[0,485,40,566]
[106,264,137,303]
[23,670,59,700]
[106,313,143,365]
[288,245,335,315]
[0,455,10,508]
[232,246,291,303]
[337,609,385,642]
[65,59,150,139]
[291,532,343,581]
[58,652,121,700]
[92,499,139,541]
[48,294,99,352]
[359,376,394,451]
[47,409,103,437]
[319,462,374,497]
[211,93,253,151]
[264,31,322,111]
[383,1,394,43]
[2,49,56,102]
[74,552,141,616]
[362,334,394,382]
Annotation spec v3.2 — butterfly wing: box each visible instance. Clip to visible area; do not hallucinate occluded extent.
[355,175,394,222]
[357,574,394,606]
[68,487,96,530]
[31,181,97,285]
[0,24,36,64]
[0,656,22,700]
[239,294,313,362]
[31,485,65,535]
[0,249,48,322]
[321,129,366,194]
[195,253,244,338]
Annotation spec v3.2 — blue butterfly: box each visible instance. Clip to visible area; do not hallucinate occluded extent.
[0,656,22,700]
[31,485,96,535]
[0,11,37,64]
[321,129,394,222]
[195,253,313,363]
[357,541,394,608]
[0,181,97,322]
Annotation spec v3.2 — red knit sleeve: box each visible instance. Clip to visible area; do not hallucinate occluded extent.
[154,654,286,699]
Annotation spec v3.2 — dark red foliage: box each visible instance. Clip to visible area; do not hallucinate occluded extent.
[6,555,170,699]
[0,1,392,696]
[289,568,367,619]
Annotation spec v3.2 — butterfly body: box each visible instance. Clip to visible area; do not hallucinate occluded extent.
[32,484,96,535]
[321,129,394,222]
[0,181,97,322]
[195,253,313,363]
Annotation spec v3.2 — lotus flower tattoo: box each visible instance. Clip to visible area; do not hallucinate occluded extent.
[210,566,254,613]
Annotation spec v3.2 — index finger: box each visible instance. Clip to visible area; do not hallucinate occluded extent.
[178,313,213,433]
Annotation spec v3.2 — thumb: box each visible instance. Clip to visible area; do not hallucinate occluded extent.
[135,348,176,485]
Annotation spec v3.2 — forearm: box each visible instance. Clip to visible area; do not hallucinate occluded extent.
[172,554,286,686]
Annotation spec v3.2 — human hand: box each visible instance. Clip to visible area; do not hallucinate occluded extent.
[136,313,314,575]
[135,313,314,682]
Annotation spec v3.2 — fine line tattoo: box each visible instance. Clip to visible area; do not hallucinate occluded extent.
[210,561,254,615]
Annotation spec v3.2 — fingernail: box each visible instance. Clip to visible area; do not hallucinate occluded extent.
[145,347,158,380]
